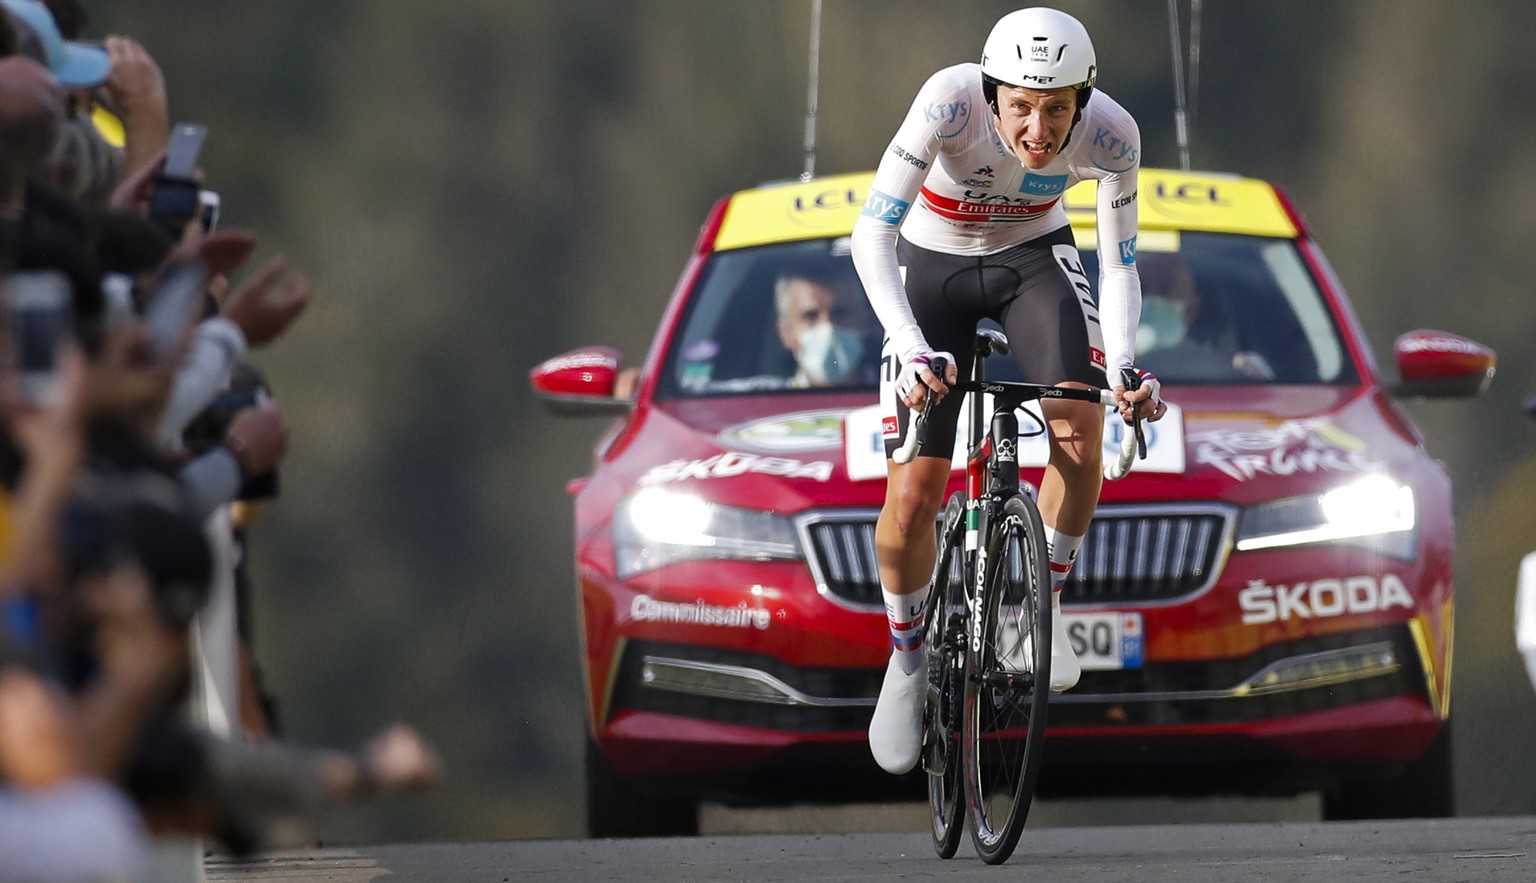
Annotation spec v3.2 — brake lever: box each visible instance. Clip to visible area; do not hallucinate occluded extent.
[1120,367,1148,460]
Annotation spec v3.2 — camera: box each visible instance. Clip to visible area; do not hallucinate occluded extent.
[149,122,208,237]
[182,362,280,501]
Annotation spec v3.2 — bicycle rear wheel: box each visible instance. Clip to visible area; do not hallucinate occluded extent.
[923,492,967,859]
[963,494,1052,864]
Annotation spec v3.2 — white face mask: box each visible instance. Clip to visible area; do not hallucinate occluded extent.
[796,321,864,385]
[1136,297,1188,352]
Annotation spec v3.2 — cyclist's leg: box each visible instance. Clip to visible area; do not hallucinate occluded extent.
[868,457,947,773]
[994,229,1107,691]
[869,239,982,775]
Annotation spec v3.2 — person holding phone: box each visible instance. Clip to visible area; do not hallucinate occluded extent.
[3,0,172,207]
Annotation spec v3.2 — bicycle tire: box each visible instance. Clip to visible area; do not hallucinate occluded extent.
[923,492,967,859]
[963,493,1052,865]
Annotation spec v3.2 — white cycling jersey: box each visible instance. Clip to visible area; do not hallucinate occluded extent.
[850,62,1142,377]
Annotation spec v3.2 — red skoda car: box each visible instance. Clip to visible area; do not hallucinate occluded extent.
[532,169,1494,838]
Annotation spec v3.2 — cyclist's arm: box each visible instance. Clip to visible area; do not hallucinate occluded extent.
[1082,97,1142,379]
[850,69,961,365]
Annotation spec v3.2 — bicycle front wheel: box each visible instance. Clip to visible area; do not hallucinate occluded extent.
[963,494,1052,865]
[923,492,967,859]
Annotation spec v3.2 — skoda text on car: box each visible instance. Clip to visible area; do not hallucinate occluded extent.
[531,169,1494,837]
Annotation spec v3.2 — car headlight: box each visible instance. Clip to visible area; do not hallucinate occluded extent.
[613,487,803,579]
[1234,474,1417,559]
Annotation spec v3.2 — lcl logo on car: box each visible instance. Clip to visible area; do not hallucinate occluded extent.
[1149,181,1231,216]
[789,187,863,230]
[793,188,860,213]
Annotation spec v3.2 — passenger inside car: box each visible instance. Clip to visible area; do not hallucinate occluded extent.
[1137,250,1279,383]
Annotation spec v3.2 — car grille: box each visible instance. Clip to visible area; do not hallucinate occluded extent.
[799,504,1234,609]
[1049,625,1423,728]
[614,641,882,733]
[615,627,1425,735]
[1063,505,1233,604]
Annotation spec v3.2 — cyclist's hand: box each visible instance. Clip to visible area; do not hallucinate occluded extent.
[1114,368,1166,423]
[896,351,956,410]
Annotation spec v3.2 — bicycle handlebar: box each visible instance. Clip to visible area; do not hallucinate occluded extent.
[891,360,1146,480]
[891,400,929,465]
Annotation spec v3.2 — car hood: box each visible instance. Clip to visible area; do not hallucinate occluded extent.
[621,385,1417,511]
[599,393,884,513]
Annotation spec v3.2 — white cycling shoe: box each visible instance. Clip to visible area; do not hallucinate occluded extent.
[868,653,926,775]
[1049,594,1080,693]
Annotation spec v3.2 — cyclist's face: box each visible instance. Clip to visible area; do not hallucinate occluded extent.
[993,85,1077,170]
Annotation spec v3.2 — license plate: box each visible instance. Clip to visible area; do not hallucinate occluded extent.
[1060,611,1144,670]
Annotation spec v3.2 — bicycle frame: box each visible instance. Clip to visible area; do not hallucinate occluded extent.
[915,334,1146,863]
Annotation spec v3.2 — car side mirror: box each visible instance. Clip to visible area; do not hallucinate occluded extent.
[529,346,634,416]
[1387,330,1495,399]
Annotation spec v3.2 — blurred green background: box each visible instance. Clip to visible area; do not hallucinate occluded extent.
[90,0,1536,842]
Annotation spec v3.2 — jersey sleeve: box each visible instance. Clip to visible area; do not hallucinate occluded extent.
[850,66,972,364]
[1078,97,1142,377]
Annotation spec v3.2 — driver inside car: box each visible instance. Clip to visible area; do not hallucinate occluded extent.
[773,269,867,387]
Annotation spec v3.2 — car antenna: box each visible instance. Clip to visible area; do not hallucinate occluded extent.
[799,0,823,182]
[1165,0,1202,171]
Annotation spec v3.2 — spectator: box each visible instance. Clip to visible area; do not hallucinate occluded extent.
[3,0,168,208]
[0,54,64,217]
[0,10,439,875]
[44,0,169,185]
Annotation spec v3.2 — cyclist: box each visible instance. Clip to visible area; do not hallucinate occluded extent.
[849,7,1167,775]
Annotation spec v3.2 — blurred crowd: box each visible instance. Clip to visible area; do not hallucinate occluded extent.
[0,2,439,879]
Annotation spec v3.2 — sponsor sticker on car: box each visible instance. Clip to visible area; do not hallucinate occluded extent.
[842,400,1187,481]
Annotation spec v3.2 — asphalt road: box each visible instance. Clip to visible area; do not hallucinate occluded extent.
[206,816,1536,882]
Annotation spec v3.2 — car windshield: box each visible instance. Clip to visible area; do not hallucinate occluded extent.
[657,229,1357,399]
[657,237,883,398]
[1067,231,1359,386]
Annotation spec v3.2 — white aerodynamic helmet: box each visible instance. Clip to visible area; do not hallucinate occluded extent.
[980,7,1097,114]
